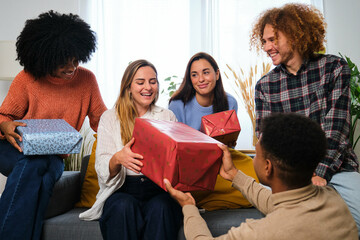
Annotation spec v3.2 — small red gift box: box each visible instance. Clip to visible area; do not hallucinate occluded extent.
[200,110,241,145]
[131,118,223,192]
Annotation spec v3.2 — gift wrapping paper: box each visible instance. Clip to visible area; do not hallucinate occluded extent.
[131,118,223,191]
[15,119,82,155]
[200,110,241,145]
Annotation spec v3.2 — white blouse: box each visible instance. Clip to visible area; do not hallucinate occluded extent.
[79,105,177,221]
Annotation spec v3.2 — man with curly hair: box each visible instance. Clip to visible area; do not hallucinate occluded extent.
[251,3,360,236]
[0,11,107,239]
[165,113,358,239]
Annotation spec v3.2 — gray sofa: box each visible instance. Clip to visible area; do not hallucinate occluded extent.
[42,155,264,240]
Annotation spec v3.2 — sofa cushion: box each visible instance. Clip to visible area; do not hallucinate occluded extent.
[43,207,263,240]
[191,148,259,210]
[42,208,102,240]
[76,135,99,208]
[45,171,81,219]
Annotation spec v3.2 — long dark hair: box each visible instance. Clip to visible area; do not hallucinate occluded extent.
[169,52,229,113]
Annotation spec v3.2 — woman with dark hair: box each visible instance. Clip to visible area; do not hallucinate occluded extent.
[0,11,107,240]
[169,52,237,131]
[79,60,182,240]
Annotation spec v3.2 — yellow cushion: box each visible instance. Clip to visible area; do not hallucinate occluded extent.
[75,134,99,208]
[191,148,259,211]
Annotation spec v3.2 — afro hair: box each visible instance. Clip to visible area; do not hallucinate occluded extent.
[16,10,97,79]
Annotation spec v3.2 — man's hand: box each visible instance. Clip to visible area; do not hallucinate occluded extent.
[164,178,195,207]
[218,144,238,182]
[0,121,26,152]
[312,174,327,186]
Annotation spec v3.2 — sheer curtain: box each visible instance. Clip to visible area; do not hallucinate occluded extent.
[79,0,191,108]
[79,0,318,150]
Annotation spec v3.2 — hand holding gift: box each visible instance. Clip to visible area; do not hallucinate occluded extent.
[0,120,27,152]
[109,138,144,178]
[164,178,196,207]
[217,143,238,182]
[15,119,83,155]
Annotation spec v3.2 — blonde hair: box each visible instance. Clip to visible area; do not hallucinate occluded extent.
[114,59,159,145]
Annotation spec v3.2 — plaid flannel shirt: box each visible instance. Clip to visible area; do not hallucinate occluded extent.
[255,54,359,181]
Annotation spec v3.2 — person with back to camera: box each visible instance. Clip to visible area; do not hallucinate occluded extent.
[250,3,360,235]
[79,59,183,240]
[165,112,358,239]
[0,11,107,240]
[168,52,238,135]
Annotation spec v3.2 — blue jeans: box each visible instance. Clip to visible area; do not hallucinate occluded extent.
[100,176,182,240]
[0,140,64,240]
[329,171,360,237]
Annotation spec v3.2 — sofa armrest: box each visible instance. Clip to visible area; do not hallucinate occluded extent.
[45,171,81,219]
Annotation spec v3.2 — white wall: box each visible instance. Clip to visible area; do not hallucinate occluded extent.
[0,0,81,41]
[323,0,360,157]
[324,0,360,65]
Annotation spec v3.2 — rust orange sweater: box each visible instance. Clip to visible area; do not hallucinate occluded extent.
[0,67,107,133]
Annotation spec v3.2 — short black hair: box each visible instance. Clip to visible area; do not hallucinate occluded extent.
[260,113,327,187]
[16,10,97,79]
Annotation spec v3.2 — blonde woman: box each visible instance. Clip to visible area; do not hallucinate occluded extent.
[80,60,182,240]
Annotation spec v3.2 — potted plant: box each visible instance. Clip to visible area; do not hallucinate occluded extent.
[340,54,360,149]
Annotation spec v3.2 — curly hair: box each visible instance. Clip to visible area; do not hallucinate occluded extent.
[250,3,326,60]
[169,52,229,113]
[260,113,327,188]
[16,10,96,79]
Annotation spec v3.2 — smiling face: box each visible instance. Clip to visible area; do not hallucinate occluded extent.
[262,24,302,74]
[130,66,158,116]
[52,57,79,80]
[190,58,219,104]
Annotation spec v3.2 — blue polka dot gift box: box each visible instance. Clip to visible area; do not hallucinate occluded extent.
[15,119,83,155]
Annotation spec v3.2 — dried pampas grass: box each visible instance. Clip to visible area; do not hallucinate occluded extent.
[224,62,271,146]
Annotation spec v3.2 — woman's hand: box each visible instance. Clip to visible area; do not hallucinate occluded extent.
[0,121,26,152]
[109,138,144,178]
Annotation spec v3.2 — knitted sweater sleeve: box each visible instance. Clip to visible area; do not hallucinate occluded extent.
[85,72,107,132]
[0,71,29,125]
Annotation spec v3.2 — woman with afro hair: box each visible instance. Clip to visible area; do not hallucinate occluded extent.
[0,11,107,239]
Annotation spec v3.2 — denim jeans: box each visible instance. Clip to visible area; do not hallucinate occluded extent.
[99,176,182,240]
[329,171,360,237]
[0,139,64,240]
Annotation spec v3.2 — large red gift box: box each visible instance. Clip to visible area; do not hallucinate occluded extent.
[200,110,241,145]
[131,118,223,192]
